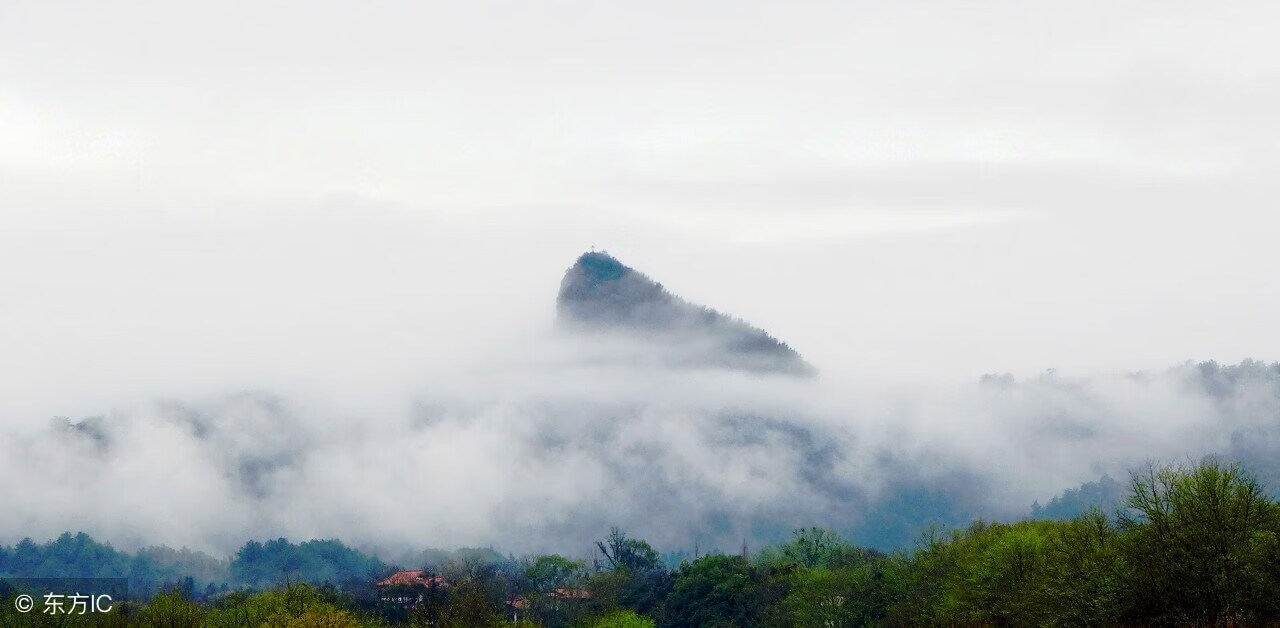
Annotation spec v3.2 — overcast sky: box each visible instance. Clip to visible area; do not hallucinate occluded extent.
[6,0,1280,555]
[3,0,1280,412]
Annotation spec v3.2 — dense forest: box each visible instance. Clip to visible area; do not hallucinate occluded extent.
[4,458,1280,626]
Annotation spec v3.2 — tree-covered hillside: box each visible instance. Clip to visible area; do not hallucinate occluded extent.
[557,252,816,376]
[5,459,1280,625]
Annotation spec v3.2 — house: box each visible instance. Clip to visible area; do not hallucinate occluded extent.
[375,570,447,605]
[506,587,592,622]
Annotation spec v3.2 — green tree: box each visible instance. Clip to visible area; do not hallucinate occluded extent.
[204,583,340,628]
[784,567,854,628]
[1041,509,1128,625]
[1119,459,1277,624]
[596,529,660,573]
[436,583,503,628]
[587,529,671,620]
[525,554,585,592]
[521,554,588,627]
[589,609,656,628]
[279,608,361,628]
[963,525,1051,626]
[877,527,966,625]
[663,555,764,628]
[132,591,205,628]
[779,528,847,569]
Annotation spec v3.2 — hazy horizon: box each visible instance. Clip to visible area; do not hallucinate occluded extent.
[3,0,1280,558]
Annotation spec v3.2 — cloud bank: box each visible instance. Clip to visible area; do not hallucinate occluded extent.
[4,290,1278,559]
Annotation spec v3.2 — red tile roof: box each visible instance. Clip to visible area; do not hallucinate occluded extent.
[376,570,447,587]
[553,588,591,599]
[506,588,591,609]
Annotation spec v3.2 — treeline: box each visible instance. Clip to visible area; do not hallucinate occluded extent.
[0,534,377,599]
[5,459,1280,625]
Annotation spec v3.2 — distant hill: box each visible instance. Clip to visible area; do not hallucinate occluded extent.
[556,251,816,376]
[1029,474,1127,520]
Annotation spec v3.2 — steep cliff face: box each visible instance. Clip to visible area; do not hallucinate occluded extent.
[556,251,816,376]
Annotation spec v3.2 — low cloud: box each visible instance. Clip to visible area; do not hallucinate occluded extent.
[4,326,1277,559]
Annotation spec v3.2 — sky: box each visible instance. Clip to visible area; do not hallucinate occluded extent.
[2,1,1280,554]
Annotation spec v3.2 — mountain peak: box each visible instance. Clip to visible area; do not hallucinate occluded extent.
[556,251,816,376]
[572,251,628,283]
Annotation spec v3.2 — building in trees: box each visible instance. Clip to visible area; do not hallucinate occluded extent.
[375,569,447,605]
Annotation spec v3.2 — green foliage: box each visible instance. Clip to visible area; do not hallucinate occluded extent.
[963,524,1052,625]
[0,534,385,600]
[435,583,503,628]
[1041,509,1128,625]
[518,554,589,626]
[1031,475,1126,521]
[0,590,131,628]
[779,550,888,628]
[10,459,1280,627]
[584,529,672,620]
[757,528,869,570]
[584,567,673,622]
[203,583,346,628]
[784,567,852,628]
[0,532,219,598]
[1118,459,1279,624]
[278,608,361,628]
[664,555,768,628]
[557,252,815,375]
[133,591,206,628]
[587,609,656,628]
[596,529,660,574]
[229,539,384,590]
[525,555,585,593]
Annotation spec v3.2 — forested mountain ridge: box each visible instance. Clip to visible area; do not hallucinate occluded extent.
[556,252,816,376]
[5,459,1280,626]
